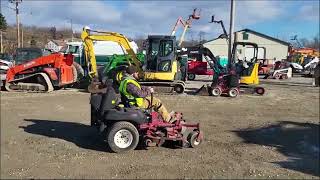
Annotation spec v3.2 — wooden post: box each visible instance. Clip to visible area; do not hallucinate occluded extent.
[16,1,20,48]
[21,24,23,48]
[0,31,3,53]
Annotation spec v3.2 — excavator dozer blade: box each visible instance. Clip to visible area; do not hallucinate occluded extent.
[153,86,174,94]
[194,84,211,96]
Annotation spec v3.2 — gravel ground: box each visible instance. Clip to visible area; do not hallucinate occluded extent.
[1,76,319,179]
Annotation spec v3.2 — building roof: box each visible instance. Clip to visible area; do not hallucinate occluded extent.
[239,28,290,46]
[204,28,290,46]
[49,40,67,46]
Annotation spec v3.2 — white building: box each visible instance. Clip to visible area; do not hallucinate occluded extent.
[203,29,290,63]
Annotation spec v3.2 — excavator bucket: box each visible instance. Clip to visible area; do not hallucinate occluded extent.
[194,84,211,96]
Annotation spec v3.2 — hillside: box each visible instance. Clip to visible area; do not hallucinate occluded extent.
[1,25,79,54]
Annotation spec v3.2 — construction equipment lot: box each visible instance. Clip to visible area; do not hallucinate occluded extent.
[1,76,319,179]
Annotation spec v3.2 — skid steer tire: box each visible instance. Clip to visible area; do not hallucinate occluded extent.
[73,62,84,81]
[106,121,139,153]
[71,65,78,83]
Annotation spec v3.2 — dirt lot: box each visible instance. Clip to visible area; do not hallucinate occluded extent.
[1,76,319,179]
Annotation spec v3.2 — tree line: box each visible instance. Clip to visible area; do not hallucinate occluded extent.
[1,13,319,54]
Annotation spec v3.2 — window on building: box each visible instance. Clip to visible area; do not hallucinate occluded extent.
[243,32,249,40]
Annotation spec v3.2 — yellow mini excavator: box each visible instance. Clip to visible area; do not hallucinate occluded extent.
[80,27,185,93]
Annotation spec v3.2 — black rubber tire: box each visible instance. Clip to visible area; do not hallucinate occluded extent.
[228,88,239,98]
[106,121,139,153]
[174,83,185,94]
[274,73,281,79]
[255,87,265,95]
[281,74,288,79]
[71,65,78,83]
[188,131,202,148]
[73,62,85,81]
[187,73,196,81]
[210,86,222,96]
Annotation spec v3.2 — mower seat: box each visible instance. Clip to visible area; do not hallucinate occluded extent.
[103,108,148,125]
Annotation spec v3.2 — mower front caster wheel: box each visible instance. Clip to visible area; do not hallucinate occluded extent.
[188,132,202,148]
[106,121,139,153]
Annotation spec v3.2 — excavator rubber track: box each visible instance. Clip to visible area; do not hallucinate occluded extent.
[5,73,54,93]
[140,80,186,94]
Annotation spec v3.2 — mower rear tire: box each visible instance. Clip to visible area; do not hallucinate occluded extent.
[106,121,139,153]
[210,86,222,96]
[188,131,202,148]
[228,88,239,98]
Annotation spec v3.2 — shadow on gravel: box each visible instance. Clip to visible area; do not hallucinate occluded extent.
[20,119,171,152]
[20,119,112,152]
[233,121,320,177]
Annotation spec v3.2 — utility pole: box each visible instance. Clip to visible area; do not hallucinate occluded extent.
[10,0,22,48]
[0,31,3,53]
[21,24,23,47]
[70,19,73,42]
[228,0,235,65]
[0,1,3,53]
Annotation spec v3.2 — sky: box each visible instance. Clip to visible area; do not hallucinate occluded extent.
[1,0,319,42]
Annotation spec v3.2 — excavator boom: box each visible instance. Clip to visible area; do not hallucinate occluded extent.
[81,29,142,78]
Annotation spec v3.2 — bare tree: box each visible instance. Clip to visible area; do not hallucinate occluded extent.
[299,34,320,50]
[49,26,57,40]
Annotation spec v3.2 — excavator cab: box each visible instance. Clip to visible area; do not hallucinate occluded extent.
[143,35,181,81]
[232,42,260,85]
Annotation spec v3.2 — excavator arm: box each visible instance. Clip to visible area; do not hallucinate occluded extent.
[80,29,142,78]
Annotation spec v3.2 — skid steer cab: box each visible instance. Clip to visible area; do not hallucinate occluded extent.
[89,80,203,153]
